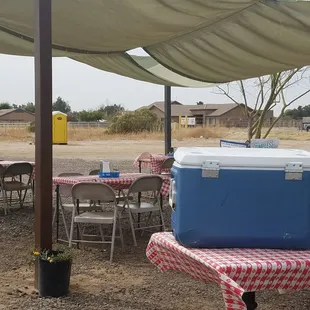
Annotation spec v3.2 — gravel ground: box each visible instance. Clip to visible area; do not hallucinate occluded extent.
[0,157,310,309]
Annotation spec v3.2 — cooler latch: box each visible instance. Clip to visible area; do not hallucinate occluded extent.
[202,160,220,178]
[285,162,303,180]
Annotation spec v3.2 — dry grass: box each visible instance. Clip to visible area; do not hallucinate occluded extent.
[0,126,309,142]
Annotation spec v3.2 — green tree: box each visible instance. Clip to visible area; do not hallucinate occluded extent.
[285,105,310,119]
[109,109,159,133]
[99,104,124,119]
[77,110,105,122]
[52,97,71,114]
[0,102,12,109]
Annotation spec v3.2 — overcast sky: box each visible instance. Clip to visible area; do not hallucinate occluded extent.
[1,51,310,115]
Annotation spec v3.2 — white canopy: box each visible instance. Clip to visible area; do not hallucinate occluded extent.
[1,0,310,85]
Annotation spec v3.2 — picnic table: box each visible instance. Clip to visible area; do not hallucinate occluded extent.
[134,153,171,174]
[53,173,170,241]
[147,232,310,310]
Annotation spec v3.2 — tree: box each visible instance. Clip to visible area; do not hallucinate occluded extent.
[77,110,105,122]
[0,102,12,109]
[12,102,35,113]
[285,104,310,119]
[52,97,71,113]
[196,101,204,105]
[98,104,124,119]
[217,68,310,140]
[109,109,159,133]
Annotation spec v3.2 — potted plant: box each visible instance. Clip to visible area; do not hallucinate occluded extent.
[32,247,73,298]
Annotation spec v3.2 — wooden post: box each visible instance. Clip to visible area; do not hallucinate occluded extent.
[34,0,53,287]
[164,86,172,154]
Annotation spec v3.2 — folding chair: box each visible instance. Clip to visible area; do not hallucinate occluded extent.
[53,172,98,242]
[118,175,164,246]
[0,162,33,214]
[69,182,124,262]
[160,157,174,175]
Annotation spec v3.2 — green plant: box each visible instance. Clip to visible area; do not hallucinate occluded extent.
[32,246,73,263]
[108,109,160,134]
[28,121,35,133]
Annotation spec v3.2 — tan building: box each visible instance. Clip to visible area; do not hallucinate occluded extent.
[140,101,273,127]
[0,109,35,123]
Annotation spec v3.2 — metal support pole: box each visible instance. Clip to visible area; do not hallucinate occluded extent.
[34,0,53,287]
[164,86,172,155]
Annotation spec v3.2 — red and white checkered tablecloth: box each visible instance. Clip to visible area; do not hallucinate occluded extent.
[53,173,170,197]
[146,232,310,310]
[0,161,36,178]
[133,153,171,174]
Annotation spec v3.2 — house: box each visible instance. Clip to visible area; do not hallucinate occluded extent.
[140,101,273,127]
[0,108,35,123]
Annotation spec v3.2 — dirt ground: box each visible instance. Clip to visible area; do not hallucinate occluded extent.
[1,139,310,310]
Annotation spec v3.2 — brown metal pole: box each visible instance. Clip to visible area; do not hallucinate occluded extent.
[34,0,53,287]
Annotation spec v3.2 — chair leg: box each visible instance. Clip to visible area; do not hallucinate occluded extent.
[128,209,137,246]
[159,208,166,231]
[61,207,70,241]
[118,217,124,250]
[3,190,9,215]
[52,206,57,227]
[99,225,105,250]
[68,213,75,248]
[1,189,7,215]
[110,221,117,263]
[21,189,28,208]
[141,211,153,236]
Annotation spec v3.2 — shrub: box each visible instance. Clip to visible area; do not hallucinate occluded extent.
[28,121,35,133]
[108,109,161,134]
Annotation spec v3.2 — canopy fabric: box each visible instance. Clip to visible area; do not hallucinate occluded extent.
[1,0,310,85]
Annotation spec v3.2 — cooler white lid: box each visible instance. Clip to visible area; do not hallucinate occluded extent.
[174,147,310,169]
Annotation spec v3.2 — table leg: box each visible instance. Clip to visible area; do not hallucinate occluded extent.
[56,185,60,243]
[139,161,142,173]
[160,194,163,231]
[242,292,258,310]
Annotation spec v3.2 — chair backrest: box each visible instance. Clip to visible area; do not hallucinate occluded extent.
[89,169,100,176]
[128,175,163,195]
[4,162,33,178]
[58,172,83,177]
[72,182,116,204]
[161,158,174,171]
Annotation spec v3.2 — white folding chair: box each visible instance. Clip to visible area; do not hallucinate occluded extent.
[69,182,124,262]
[53,173,92,241]
[0,162,33,214]
[118,175,165,246]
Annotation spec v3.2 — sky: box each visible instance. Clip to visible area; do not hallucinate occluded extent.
[1,51,310,116]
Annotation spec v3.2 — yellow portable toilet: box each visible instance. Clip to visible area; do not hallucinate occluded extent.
[52,111,68,145]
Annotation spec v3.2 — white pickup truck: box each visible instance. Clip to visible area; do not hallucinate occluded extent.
[302,117,310,131]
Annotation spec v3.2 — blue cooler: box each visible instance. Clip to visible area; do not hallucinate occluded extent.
[170,147,310,249]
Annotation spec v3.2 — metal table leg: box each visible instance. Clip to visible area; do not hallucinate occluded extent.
[242,292,258,310]
[55,185,59,243]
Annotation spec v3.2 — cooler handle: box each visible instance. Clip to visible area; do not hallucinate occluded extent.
[169,178,176,211]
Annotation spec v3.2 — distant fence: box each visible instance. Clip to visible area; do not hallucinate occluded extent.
[0,119,301,129]
[0,122,110,129]
[68,122,109,128]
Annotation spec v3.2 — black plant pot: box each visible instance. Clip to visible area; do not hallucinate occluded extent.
[39,258,72,298]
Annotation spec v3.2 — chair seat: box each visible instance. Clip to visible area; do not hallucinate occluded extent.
[116,195,133,202]
[74,211,114,224]
[62,203,93,211]
[3,181,32,191]
[118,202,160,214]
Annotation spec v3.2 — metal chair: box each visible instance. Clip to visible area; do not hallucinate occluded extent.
[160,157,174,175]
[69,182,124,262]
[0,162,34,214]
[53,172,92,241]
[89,169,100,176]
[118,175,164,246]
